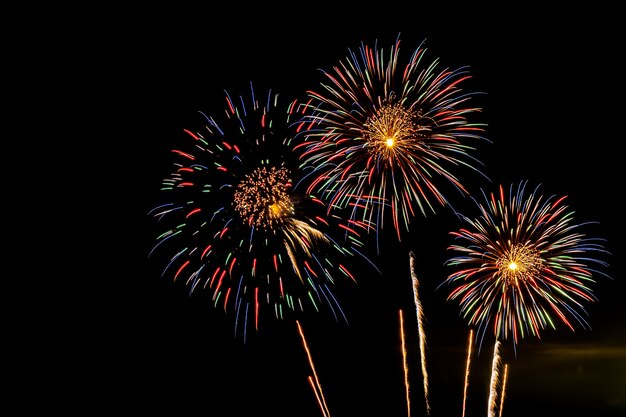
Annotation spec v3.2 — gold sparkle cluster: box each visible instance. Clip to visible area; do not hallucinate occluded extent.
[495,243,543,288]
[362,103,427,158]
[233,166,295,230]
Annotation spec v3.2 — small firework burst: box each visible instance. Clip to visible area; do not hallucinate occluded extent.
[441,180,610,351]
[296,34,489,242]
[233,166,295,230]
[149,83,378,340]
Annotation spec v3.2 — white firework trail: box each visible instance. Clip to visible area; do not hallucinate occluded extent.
[409,251,431,415]
[487,340,502,417]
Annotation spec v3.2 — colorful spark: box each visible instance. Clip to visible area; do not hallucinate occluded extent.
[295,34,489,243]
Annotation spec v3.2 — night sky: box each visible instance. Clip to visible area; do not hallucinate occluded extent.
[56,6,624,417]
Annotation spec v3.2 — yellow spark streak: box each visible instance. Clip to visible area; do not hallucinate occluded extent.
[462,329,473,417]
[296,320,331,417]
[282,218,330,281]
[498,364,509,417]
[399,309,411,417]
[307,376,329,417]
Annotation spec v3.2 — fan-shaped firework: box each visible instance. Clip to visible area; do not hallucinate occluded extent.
[441,181,610,351]
[295,35,488,241]
[149,83,378,340]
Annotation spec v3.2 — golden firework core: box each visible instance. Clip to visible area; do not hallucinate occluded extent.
[233,166,294,229]
[497,244,542,287]
[270,203,282,215]
[362,103,418,156]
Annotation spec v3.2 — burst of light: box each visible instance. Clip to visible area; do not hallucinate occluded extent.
[234,166,295,229]
[441,180,611,351]
[296,34,489,243]
[149,83,379,341]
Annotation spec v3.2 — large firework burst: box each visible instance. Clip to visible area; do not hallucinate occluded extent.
[149,83,378,340]
[295,35,488,242]
[441,181,610,351]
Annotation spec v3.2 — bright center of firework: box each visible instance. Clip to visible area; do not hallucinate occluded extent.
[362,103,418,157]
[233,166,294,230]
[270,203,282,215]
[496,244,543,287]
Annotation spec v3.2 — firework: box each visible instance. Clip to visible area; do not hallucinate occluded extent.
[487,340,502,417]
[409,251,431,415]
[295,34,488,242]
[441,180,610,351]
[461,329,473,417]
[149,82,379,340]
[498,363,508,417]
[297,320,332,417]
[399,309,411,417]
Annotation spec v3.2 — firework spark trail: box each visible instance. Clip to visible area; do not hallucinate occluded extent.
[148,82,380,341]
[441,180,611,352]
[409,251,430,415]
[307,376,329,417]
[462,329,473,417]
[297,320,332,417]
[296,34,489,244]
[399,309,411,417]
[498,363,509,417]
[487,340,502,417]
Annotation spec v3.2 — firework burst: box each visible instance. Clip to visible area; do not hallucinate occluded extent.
[441,181,610,351]
[295,34,489,242]
[149,83,378,340]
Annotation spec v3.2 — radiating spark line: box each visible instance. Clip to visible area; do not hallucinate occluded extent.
[307,376,329,417]
[297,320,332,417]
